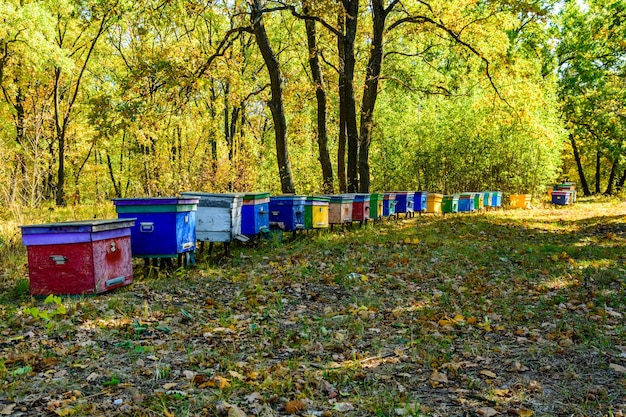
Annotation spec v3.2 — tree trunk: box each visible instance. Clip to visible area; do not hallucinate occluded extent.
[12,85,27,204]
[595,147,601,194]
[53,67,66,206]
[224,83,232,161]
[106,153,121,197]
[209,79,218,166]
[604,158,617,195]
[358,0,386,193]
[337,14,347,193]
[569,133,590,196]
[251,0,296,194]
[616,168,626,192]
[304,6,334,194]
[342,0,360,193]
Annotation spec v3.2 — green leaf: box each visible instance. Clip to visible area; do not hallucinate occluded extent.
[12,366,32,376]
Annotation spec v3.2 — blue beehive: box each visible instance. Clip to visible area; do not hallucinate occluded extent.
[414,192,428,212]
[490,191,502,207]
[383,193,397,217]
[552,190,571,205]
[458,193,474,212]
[241,192,270,235]
[394,192,415,217]
[269,195,307,231]
[112,197,198,260]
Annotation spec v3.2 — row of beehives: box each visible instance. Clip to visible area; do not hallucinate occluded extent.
[548,182,577,206]
[19,191,503,296]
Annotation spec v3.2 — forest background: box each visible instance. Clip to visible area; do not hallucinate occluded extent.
[0,0,624,208]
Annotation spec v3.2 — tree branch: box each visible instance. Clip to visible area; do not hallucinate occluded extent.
[272,1,343,37]
[384,44,435,59]
[387,14,508,105]
[193,25,254,82]
[319,51,340,75]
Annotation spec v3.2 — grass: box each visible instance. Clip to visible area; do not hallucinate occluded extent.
[0,197,625,416]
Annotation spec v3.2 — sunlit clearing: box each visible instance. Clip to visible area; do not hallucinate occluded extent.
[79,317,133,330]
[538,276,578,291]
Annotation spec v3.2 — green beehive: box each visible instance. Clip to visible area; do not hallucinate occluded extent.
[369,193,384,220]
[442,194,459,213]
[473,192,484,211]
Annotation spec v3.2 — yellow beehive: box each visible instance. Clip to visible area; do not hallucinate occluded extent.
[509,194,532,209]
[426,193,444,213]
[312,203,329,228]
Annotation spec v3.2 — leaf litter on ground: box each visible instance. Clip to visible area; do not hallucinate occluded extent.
[0,199,625,416]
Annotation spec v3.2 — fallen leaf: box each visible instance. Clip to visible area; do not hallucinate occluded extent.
[0,404,16,415]
[511,361,529,372]
[333,402,355,412]
[478,321,492,332]
[285,400,306,414]
[517,408,533,417]
[245,392,261,404]
[452,314,465,323]
[228,370,246,381]
[334,332,346,342]
[53,407,75,417]
[258,405,277,417]
[53,370,68,378]
[205,376,231,389]
[438,318,454,327]
[228,404,247,417]
[131,392,145,404]
[476,406,498,416]
[319,379,336,394]
[558,337,573,347]
[527,380,542,392]
[479,370,497,379]
[193,374,208,385]
[71,363,88,369]
[162,383,177,390]
[429,370,448,386]
[492,389,509,397]
[609,363,626,374]
[86,372,100,382]
[183,370,196,380]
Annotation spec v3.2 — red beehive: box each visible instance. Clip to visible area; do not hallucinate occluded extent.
[351,193,371,222]
[20,219,135,296]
